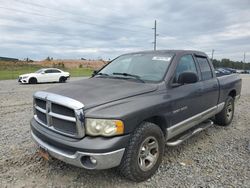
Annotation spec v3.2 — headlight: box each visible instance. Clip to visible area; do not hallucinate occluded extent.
[22,76,28,79]
[85,118,124,136]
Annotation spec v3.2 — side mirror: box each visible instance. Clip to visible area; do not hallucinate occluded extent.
[41,72,45,74]
[177,72,198,84]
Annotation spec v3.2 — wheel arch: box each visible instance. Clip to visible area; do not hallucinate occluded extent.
[29,77,37,83]
[59,76,66,83]
[228,89,236,98]
[143,116,169,137]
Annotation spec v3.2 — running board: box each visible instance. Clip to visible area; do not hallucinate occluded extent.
[166,120,214,146]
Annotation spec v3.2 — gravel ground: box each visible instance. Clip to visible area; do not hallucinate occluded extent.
[0,76,249,188]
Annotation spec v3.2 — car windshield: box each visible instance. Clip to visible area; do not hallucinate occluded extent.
[35,69,45,73]
[98,53,173,82]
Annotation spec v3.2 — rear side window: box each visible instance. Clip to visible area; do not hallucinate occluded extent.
[174,54,198,83]
[51,69,61,73]
[196,57,213,80]
[45,69,61,73]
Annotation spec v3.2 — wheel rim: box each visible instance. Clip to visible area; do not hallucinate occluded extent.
[138,136,159,171]
[226,102,233,120]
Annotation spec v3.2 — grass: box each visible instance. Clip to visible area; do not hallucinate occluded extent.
[0,61,93,80]
[68,68,93,77]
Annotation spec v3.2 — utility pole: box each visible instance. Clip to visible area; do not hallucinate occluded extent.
[211,49,215,60]
[243,52,246,70]
[152,20,159,51]
[243,52,246,63]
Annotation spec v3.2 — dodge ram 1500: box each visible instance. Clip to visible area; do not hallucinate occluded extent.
[30,50,241,182]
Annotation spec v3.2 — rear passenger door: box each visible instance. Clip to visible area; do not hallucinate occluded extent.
[195,56,219,112]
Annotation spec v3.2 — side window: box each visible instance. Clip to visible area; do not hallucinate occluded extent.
[196,57,213,80]
[51,69,61,73]
[174,55,198,83]
[44,70,51,73]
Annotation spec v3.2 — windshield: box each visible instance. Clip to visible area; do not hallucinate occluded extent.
[98,53,173,82]
[35,69,45,73]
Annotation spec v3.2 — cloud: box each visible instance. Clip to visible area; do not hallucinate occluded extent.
[0,0,249,62]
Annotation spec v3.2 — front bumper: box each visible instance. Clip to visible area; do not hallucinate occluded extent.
[31,131,125,169]
[18,77,29,83]
[30,118,129,169]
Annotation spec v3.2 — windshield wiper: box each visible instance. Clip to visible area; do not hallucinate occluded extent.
[95,72,110,76]
[112,72,145,83]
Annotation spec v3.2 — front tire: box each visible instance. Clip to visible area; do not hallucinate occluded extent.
[118,122,165,182]
[215,96,234,126]
[59,76,66,83]
[29,77,37,84]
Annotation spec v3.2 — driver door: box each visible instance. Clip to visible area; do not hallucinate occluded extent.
[168,54,203,127]
[41,69,53,82]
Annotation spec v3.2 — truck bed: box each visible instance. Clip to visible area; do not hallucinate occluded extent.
[217,74,242,104]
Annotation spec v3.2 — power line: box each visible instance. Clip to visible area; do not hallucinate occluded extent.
[13,0,151,30]
[0,6,60,20]
[0,6,151,36]
[0,21,153,50]
[0,23,151,44]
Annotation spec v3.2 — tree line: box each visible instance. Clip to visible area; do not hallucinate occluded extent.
[212,59,250,70]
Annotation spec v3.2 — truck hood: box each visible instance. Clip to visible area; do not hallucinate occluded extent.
[46,77,158,109]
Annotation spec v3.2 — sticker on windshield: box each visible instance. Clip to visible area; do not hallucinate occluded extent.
[152,56,171,61]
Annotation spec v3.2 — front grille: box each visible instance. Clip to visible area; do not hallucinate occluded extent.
[36,109,47,124]
[51,117,77,134]
[33,91,85,138]
[35,98,46,109]
[51,103,75,117]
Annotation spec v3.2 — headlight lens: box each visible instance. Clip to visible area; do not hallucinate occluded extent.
[85,118,124,136]
[22,76,28,79]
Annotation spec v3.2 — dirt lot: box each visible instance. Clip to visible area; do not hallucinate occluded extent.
[34,59,107,69]
[0,76,249,187]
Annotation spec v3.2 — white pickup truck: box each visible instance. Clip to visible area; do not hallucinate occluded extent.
[18,68,70,84]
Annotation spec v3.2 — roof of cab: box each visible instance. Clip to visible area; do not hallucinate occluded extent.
[124,50,208,57]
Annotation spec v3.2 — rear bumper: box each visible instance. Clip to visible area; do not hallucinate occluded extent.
[31,131,125,169]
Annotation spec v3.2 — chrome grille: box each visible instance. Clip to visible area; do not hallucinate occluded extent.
[33,91,85,138]
[51,117,76,134]
[36,109,47,124]
[51,103,75,117]
[35,98,46,109]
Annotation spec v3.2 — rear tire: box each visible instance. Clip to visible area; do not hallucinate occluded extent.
[215,96,234,126]
[59,77,66,83]
[29,77,37,84]
[118,122,165,182]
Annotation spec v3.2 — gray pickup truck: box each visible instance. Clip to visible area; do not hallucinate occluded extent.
[30,50,241,182]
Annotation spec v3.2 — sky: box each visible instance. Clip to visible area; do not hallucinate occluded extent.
[0,0,250,61]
